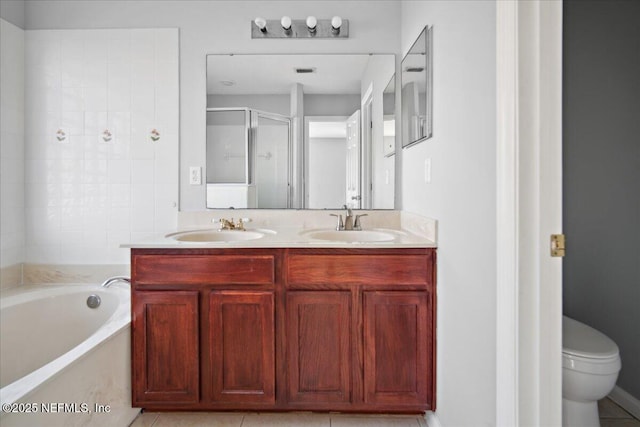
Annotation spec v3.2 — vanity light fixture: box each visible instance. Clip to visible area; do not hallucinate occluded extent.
[306,16,317,33]
[254,17,267,33]
[281,16,292,34]
[331,16,342,34]
[251,16,349,39]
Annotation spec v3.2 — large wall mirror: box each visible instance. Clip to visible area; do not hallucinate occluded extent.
[206,54,396,210]
[402,26,433,148]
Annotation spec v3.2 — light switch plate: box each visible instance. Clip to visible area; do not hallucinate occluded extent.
[189,166,202,185]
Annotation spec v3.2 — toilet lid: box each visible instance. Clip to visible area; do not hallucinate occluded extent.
[563,316,619,359]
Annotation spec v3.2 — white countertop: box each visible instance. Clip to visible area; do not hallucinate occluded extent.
[122,210,437,249]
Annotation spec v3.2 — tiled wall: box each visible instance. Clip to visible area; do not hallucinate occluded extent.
[24,28,179,264]
[0,19,25,273]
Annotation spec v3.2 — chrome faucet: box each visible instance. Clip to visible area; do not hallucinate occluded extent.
[331,207,368,231]
[101,276,131,288]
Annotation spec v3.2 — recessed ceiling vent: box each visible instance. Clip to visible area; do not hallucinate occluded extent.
[404,67,425,73]
[295,67,316,74]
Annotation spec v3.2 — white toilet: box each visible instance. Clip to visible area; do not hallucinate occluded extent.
[562,315,621,427]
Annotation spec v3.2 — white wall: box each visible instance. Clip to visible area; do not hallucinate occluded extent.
[0,19,25,273]
[308,136,347,208]
[23,28,179,264]
[400,1,497,426]
[23,0,401,211]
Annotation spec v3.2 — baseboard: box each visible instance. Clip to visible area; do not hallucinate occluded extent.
[609,385,640,420]
[424,411,442,427]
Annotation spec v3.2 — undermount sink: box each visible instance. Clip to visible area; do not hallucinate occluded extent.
[304,229,396,243]
[166,229,268,243]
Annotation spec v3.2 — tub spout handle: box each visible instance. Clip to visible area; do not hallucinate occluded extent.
[101,276,131,288]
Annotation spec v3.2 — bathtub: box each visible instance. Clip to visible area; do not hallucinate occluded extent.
[0,284,140,427]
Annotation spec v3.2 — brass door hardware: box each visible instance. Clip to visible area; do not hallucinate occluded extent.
[551,234,566,257]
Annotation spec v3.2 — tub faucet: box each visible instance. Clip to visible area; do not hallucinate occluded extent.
[101,276,131,288]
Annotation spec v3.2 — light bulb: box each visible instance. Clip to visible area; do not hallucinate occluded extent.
[306,16,317,31]
[281,16,292,30]
[254,17,267,32]
[331,16,342,30]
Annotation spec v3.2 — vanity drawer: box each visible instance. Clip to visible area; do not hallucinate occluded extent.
[286,253,431,287]
[134,255,275,286]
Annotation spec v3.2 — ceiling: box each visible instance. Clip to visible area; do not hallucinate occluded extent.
[206,54,376,95]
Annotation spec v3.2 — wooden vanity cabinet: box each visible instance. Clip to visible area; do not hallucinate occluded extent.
[131,249,278,410]
[130,247,436,413]
[284,248,436,413]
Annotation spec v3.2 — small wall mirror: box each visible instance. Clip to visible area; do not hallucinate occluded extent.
[206,54,396,210]
[401,25,433,148]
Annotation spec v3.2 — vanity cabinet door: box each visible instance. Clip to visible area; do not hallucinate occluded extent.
[132,290,200,405]
[286,291,352,405]
[208,291,275,405]
[363,291,432,407]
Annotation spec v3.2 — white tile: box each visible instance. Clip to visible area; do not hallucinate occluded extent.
[108,37,131,63]
[60,31,84,60]
[154,108,179,134]
[154,29,179,63]
[61,87,84,112]
[84,111,108,135]
[83,183,108,208]
[82,60,108,88]
[108,207,131,231]
[131,58,154,90]
[130,30,155,62]
[60,206,84,232]
[61,111,84,135]
[59,182,84,206]
[131,203,155,233]
[83,87,107,112]
[108,86,131,112]
[131,106,155,133]
[109,183,131,208]
[108,112,131,135]
[155,85,178,111]
[154,61,178,89]
[131,159,155,185]
[83,159,108,184]
[108,159,131,184]
[131,183,154,208]
[130,133,155,159]
[61,58,84,88]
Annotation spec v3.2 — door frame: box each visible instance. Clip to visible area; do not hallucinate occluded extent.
[303,115,350,209]
[496,1,563,426]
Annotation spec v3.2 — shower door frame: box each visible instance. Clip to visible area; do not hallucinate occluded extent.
[250,109,293,209]
[206,107,293,208]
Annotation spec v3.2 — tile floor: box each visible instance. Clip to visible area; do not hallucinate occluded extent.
[130,412,427,427]
[599,397,640,427]
[129,398,639,427]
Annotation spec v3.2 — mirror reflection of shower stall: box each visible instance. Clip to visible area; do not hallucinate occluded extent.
[206,108,291,208]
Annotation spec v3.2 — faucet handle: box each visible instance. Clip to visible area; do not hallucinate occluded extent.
[354,214,368,230]
[330,214,344,231]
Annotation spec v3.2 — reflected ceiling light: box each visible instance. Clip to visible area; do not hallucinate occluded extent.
[220,80,235,86]
[254,17,267,33]
[306,16,317,33]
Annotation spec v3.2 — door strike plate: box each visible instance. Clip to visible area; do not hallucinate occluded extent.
[551,234,566,257]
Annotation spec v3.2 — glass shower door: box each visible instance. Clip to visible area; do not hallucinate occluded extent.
[251,111,291,208]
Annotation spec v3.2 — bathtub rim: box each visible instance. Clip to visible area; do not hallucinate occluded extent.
[0,283,131,406]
